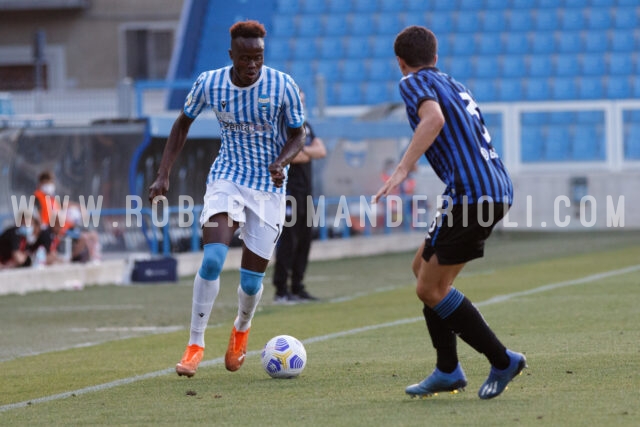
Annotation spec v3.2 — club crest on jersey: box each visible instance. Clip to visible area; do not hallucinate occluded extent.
[258,95,270,113]
[220,100,228,111]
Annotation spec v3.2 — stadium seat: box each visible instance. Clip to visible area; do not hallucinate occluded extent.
[480,10,507,32]
[454,11,480,33]
[549,111,575,125]
[276,0,300,14]
[580,54,606,77]
[552,77,579,100]
[531,32,557,54]
[460,0,486,10]
[379,0,404,13]
[446,57,471,79]
[367,58,397,81]
[590,0,615,6]
[579,77,604,99]
[536,0,558,8]
[507,10,533,32]
[370,36,392,58]
[324,15,348,37]
[585,8,612,30]
[564,0,586,8]
[607,52,634,75]
[344,37,372,60]
[625,124,640,159]
[272,16,296,37]
[315,60,341,81]
[521,112,548,126]
[475,33,503,55]
[292,38,318,61]
[341,59,367,82]
[501,56,527,78]
[524,78,551,101]
[467,79,496,102]
[521,126,544,162]
[557,32,583,53]
[610,30,635,52]
[405,0,426,11]
[327,0,352,13]
[427,12,454,34]
[451,35,476,55]
[504,32,530,54]
[318,37,345,60]
[288,61,314,81]
[555,55,580,77]
[267,38,291,61]
[613,7,638,29]
[350,14,375,36]
[576,110,604,124]
[435,34,451,57]
[331,82,362,105]
[353,0,377,13]
[543,127,571,161]
[362,81,390,105]
[375,14,403,35]
[632,76,640,98]
[300,0,325,14]
[533,8,559,31]
[512,0,537,9]
[268,60,287,73]
[433,0,458,11]
[485,0,507,9]
[474,57,499,79]
[528,55,553,77]
[583,31,609,53]
[572,127,604,161]
[625,109,640,123]
[605,76,631,99]
[560,9,586,31]
[497,79,524,101]
[297,15,323,37]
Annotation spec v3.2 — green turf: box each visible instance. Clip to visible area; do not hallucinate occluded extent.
[1,231,639,426]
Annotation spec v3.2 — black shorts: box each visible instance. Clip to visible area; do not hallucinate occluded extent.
[423,201,509,265]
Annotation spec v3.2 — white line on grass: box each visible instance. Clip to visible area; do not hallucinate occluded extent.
[1,264,638,413]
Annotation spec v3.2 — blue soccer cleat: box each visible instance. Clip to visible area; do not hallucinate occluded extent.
[405,364,468,398]
[478,349,527,399]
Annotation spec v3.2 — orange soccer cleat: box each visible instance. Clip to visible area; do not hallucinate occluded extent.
[225,326,250,372]
[176,344,204,377]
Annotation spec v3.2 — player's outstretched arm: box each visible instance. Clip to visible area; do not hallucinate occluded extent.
[269,125,306,188]
[148,112,194,203]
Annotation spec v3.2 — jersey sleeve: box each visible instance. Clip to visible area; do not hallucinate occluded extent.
[283,76,305,128]
[399,73,438,112]
[183,72,208,119]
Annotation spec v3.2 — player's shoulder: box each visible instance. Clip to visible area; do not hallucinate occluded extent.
[194,66,230,84]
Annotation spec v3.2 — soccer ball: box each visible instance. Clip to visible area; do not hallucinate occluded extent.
[261,335,307,378]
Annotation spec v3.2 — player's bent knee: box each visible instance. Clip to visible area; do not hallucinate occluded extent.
[199,243,229,281]
[239,268,265,296]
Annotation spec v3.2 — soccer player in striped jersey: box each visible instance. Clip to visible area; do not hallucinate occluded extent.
[149,20,306,377]
[374,26,526,399]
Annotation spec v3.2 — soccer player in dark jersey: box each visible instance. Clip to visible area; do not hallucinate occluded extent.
[374,26,526,400]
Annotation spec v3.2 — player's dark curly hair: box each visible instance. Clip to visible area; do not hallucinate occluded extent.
[394,26,438,68]
[229,20,267,39]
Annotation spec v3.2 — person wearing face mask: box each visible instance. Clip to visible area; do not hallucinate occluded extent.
[0,213,36,269]
[33,171,60,229]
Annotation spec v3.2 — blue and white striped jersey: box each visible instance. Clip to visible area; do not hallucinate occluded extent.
[399,67,513,205]
[184,65,305,193]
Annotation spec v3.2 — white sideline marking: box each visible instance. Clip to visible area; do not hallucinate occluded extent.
[24,305,144,312]
[69,326,183,333]
[1,264,639,413]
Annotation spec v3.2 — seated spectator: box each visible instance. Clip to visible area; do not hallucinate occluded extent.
[0,213,38,269]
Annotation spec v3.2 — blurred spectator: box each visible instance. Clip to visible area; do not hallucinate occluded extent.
[0,213,38,269]
[33,170,60,229]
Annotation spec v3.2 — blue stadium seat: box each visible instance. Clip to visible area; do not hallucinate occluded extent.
[576,110,604,124]
[460,0,486,9]
[512,0,537,9]
[276,0,300,14]
[613,7,638,29]
[454,11,480,33]
[427,12,454,34]
[350,14,375,36]
[315,60,341,81]
[579,77,604,99]
[344,37,372,60]
[267,38,291,61]
[504,33,530,54]
[485,0,507,9]
[501,56,527,78]
[605,76,631,99]
[375,14,403,35]
[552,77,579,100]
[474,57,499,79]
[624,124,640,159]
[590,0,615,6]
[543,127,571,161]
[583,31,609,53]
[528,55,553,77]
[388,81,402,103]
[353,0,377,13]
[564,0,586,8]
[475,33,503,55]
[607,52,634,75]
[405,0,426,11]
[581,54,606,77]
[481,10,507,32]
[324,15,348,37]
[379,0,404,13]
[403,12,427,28]
[531,32,556,54]
[610,30,635,52]
[524,78,551,101]
[521,112,548,126]
[549,111,575,124]
[533,8,559,31]
[560,9,586,31]
[555,55,580,77]
[288,61,314,81]
[618,0,639,5]
[467,79,497,102]
[362,81,390,105]
[625,109,640,123]
[367,58,397,81]
[448,57,473,80]
[557,32,583,53]
[272,16,296,37]
[497,79,524,101]
[331,82,362,105]
[268,60,287,74]
[318,37,345,59]
[451,35,476,55]
[370,36,392,58]
[521,126,545,162]
[327,0,352,13]
[585,8,612,30]
[433,0,458,10]
[301,0,326,14]
[536,0,557,7]
[292,38,318,60]
[572,127,604,161]
[507,10,533,32]
[341,59,367,81]
[297,15,323,37]
[632,76,640,98]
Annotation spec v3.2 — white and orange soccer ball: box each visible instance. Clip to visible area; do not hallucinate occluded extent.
[261,335,307,378]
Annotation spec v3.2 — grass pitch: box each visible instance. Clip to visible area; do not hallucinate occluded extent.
[0,231,639,426]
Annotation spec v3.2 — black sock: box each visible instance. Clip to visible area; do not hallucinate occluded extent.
[423,305,458,373]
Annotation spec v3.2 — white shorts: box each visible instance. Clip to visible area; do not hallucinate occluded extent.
[199,179,286,260]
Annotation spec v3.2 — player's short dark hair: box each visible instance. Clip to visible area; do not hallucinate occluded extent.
[229,20,267,39]
[38,170,53,183]
[394,26,438,68]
